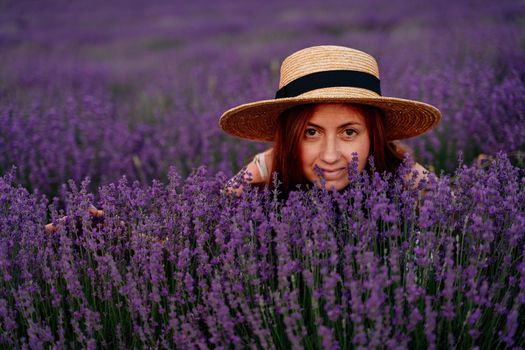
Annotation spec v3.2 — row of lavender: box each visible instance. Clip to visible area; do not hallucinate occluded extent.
[1,0,524,197]
[0,154,523,348]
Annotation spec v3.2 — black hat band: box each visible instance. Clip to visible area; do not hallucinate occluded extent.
[275,70,381,99]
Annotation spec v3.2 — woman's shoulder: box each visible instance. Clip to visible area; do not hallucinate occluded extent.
[223,149,273,196]
[403,161,431,189]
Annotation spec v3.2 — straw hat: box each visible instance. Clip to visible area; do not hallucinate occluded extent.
[219,45,441,141]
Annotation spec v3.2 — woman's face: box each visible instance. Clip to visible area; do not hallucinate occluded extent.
[300,103,370,190]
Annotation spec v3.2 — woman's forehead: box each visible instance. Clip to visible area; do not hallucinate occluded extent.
[308,103,367,125]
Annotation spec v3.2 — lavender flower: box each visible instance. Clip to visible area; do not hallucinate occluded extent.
[0,0,524,347]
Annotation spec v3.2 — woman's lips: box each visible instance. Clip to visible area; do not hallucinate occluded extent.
[321,167,346,180]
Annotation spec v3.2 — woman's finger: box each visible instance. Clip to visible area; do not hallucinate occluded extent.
[88,205,104,218]
[44,216,68,234]
[44,223,58,234]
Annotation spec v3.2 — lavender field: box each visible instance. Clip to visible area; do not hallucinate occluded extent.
[1,0,524,348]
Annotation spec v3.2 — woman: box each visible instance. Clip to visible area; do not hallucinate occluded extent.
[219,45,440,195]
[45,45,440,233]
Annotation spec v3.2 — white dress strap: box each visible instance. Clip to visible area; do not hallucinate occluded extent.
[253,152,269,181]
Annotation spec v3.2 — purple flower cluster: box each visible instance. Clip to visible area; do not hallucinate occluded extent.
[0,0,523,197]
[1,1,524,346]
[0,153,523,348]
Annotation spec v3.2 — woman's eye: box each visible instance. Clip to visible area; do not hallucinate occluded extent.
[305,128,318,137]
[344,129,356,137]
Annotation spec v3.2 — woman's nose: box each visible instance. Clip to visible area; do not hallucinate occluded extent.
[319,137,341,164]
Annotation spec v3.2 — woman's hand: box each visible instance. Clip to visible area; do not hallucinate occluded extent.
[44,205,105,234]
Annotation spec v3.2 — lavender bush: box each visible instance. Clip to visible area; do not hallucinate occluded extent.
[0,153,523,348]
[1,1,524,347]
[1,0,524,197]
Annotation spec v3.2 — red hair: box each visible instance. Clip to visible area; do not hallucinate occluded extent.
[263,103,408,194]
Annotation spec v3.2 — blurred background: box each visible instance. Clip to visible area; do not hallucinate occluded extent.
[1,0,524,198]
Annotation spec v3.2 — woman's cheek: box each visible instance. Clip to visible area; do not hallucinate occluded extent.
[300,142,318,165]
[355,136,371,171]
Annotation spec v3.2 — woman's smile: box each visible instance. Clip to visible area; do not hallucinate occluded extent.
[320,167,346,180]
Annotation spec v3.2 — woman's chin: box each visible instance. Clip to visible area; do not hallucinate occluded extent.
[314,178,349,191]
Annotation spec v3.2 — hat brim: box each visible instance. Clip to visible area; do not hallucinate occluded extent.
[219,95,441,142]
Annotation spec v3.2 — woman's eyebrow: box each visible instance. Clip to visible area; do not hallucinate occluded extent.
[307,121,363,129]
